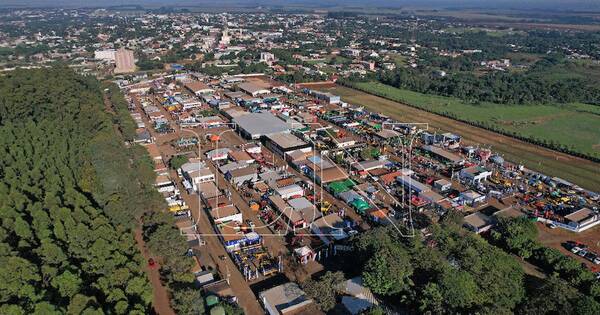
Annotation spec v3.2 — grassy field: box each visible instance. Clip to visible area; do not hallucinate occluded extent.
[346,82,600,159]
[325,84,600,190]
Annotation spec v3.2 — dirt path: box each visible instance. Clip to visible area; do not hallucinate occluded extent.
[106,92,174,314]
[134,228,176,315]
[130,93,265,315]
[329,85,600,191]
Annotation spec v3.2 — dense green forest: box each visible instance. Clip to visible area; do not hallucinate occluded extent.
[348,215,600,314]
[376,57,600,105]
[0,68,196,314]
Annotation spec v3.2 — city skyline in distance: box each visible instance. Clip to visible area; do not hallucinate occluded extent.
[3,0,600,11]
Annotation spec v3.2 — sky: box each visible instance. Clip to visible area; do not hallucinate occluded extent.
[2,0,600,11]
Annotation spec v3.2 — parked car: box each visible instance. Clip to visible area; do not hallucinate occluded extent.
[548,223,557,229]
[584,252,597,261]
[593,256,600,265]
[347,229,359,236]
[571,246,582,254]
[567,240,587,249]
[578,249,589,257]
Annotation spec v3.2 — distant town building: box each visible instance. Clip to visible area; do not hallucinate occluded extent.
[220,27,231,46]
[260,52,276,65]
[94,49,115,61]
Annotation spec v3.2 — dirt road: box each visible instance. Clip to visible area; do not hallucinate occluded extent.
[129,93,266,315]
[329,85,600,191]
[134,228,176,315]
[175,182,266,315]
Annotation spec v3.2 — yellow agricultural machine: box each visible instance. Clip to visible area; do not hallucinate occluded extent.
[320,201,332,214]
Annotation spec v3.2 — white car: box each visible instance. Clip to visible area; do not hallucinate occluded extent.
[571,246,582,254]
[593,257,600,265]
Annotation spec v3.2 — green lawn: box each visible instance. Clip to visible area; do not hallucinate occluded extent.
[389,54,407,66]
[349,81,600,159]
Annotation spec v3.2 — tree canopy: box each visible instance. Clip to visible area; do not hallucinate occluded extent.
[0,67,154,313]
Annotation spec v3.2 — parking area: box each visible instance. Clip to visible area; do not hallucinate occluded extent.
[537,222,600,269]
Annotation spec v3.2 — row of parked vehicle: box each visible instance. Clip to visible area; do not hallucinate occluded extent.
[568,241,600,265]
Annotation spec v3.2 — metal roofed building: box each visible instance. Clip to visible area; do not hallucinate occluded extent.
[460,166,492,184]
[310,213,348,245]
[268,195,305,230]
[225,165,258,186]
[564,208,599,231]
[463,212,494,234]
[396,175,431,194]
[209,204,242,224]
[233,112,291,140]
[185,81,214,95]
[287,197,314,212]
[259,282,314,315]
[351,159,388,173]
[275,184,305,200]
[264,132,312,157]
[238,81,271,97]
[340,277,378,315]
[421,145,464,165]
[288,197,321,223]
[197,181,222,200]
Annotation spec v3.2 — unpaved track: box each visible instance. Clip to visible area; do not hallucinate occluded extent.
[134,228,176,315]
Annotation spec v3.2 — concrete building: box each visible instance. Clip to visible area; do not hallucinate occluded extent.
[461,190,486,206]
[351,159,388,174]
[335,137,356,148]
[303,156,349,184]
[205,148,231,161]
[197,181,222,200]
[260,52,276,65]
[288,197,320,224]
[310,90,341,104]
[180,160,215,191]
[460,166,492,184]
[269,195,305,230]
[433,178,452,192]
